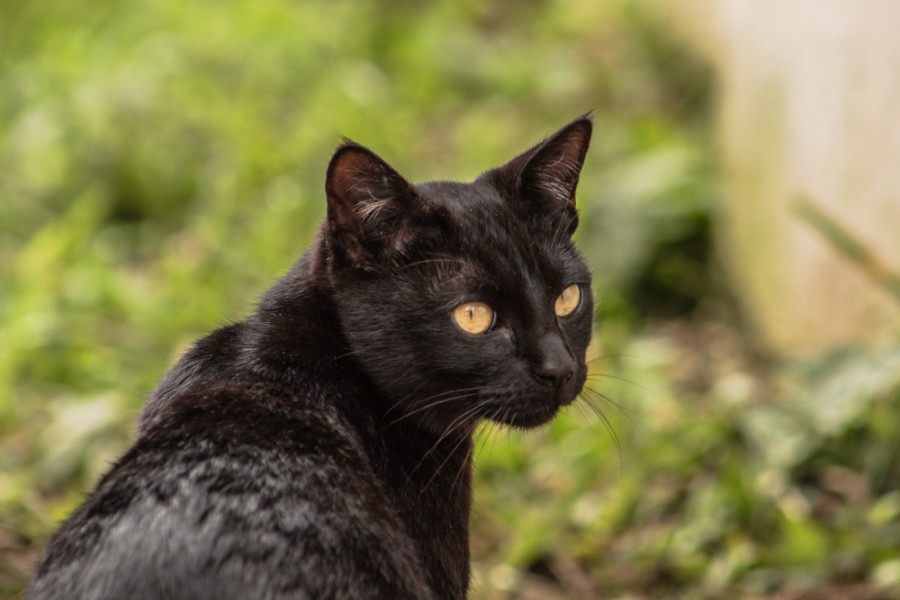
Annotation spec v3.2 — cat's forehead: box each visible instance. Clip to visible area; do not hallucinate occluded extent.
[413,180,583,292]
[414,180,504,214]
[415,180,527,253]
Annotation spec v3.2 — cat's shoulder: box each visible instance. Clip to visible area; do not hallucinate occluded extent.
[31,375,430,600]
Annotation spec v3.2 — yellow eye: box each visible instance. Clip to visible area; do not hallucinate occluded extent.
[452,301,495,334]
[555,284,581,317]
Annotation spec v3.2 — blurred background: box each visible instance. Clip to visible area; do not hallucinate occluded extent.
[2,0,899,598]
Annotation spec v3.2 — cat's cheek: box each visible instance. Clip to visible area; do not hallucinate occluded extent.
[491,326,515,347]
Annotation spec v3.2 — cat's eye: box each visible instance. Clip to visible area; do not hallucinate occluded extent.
[452,301,495,335]
[554,284,581,317]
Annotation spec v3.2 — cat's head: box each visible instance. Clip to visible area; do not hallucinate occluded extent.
[324,117,593,434]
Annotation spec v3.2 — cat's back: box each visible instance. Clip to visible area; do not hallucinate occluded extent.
[29,346,432,600]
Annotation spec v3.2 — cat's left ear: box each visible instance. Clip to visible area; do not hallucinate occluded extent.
[325,142,424,269]
[482,115,592,236]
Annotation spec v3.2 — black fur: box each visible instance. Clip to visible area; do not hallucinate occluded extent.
[29,116,594,599]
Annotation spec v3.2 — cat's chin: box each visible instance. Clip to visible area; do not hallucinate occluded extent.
[488,396,575,429]
[497,410,559,429]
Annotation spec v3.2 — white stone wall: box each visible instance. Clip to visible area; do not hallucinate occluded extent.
[662,0,900,355]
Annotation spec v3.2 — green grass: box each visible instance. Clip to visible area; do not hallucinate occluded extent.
[3,1,899,598]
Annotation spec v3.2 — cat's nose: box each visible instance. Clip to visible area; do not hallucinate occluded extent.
[534,333,576,387]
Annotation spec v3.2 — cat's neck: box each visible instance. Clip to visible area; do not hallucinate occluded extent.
[367,420,473,597]
[257,242,474,595]
[242,237,347,379]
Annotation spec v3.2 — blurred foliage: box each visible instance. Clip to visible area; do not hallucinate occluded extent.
[471,329,900,599]
[1,0,897,598]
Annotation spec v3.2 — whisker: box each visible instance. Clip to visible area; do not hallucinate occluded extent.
[578,389,623,465]
[448,435,475,497]
[410,399,485,482]
[400,256,468,271]
[418,403,485,495]
[422,429,471,493]
[474,419,502,465]
[572,402,591,422]
[585,372,655,395]
[581,384,639,427]
[332,345,380,361]
[384,387,482,428]
[579,385,640,430]
[584,352,647,365]
[383,379,432,417]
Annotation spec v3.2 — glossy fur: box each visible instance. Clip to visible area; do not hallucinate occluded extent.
[30,117,594,599]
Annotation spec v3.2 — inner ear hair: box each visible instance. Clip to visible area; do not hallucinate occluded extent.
[520,117,592,210]
[324,142,422,267]
[326,143,410,231]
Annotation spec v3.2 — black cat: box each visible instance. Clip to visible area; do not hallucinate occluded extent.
[29,116,594,599]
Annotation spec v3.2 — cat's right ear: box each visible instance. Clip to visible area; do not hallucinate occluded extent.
[325,142,419,269]
[480,115,592,237]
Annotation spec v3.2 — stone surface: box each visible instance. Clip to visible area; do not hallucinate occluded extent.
[661,0,900,356]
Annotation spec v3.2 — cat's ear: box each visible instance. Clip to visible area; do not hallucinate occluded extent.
[482,115,592,236]
[325,142,421,269]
